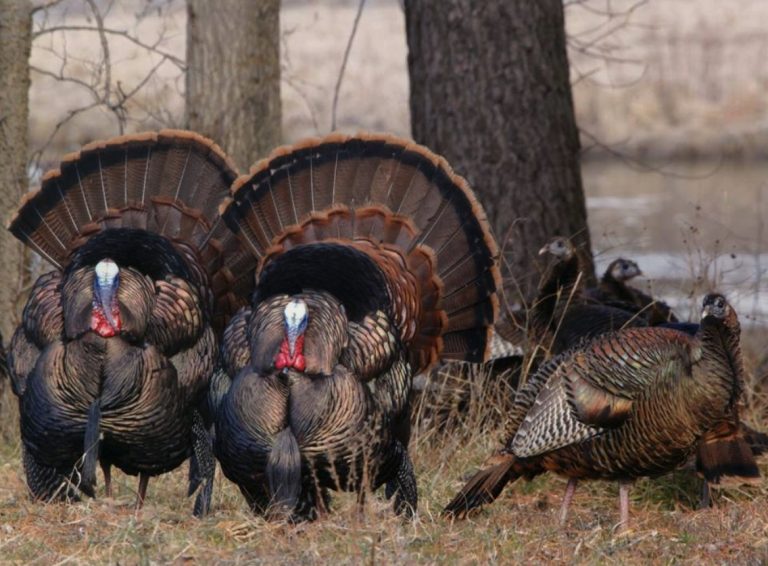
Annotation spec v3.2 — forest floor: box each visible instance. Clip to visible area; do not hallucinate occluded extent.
[1,342,768,566]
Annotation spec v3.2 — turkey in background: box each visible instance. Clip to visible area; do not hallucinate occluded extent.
[6,130,249,515]
[212,133,500,520]
[585,257,678,325]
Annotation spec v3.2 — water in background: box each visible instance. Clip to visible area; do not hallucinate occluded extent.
[583,159,768,326]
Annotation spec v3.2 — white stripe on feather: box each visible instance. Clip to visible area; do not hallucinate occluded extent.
[412,197,451,252]
[395,164,420,215]
[56,182,79,231]
[98,154,108,212]
[286,165,298,225]
[331,150,339,204]
[309,154,315,212]
[433,220,464,256]
[34,205,67,251]
[18,228,63,269]
[75,164,93,220]
[384,157,404,208]
[267,176,284,233]
[236,213,265,259]
[174,148,192,201]
[247,185,273,246]
[438,246,473,280]
[141,146,151,205]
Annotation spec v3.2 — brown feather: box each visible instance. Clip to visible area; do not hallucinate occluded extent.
[222,133,500,371]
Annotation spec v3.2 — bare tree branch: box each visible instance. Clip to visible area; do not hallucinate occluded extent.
[33,25,185,69]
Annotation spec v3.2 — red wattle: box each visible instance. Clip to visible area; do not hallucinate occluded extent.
[275,351,290,370]
[274,334,306,371]
[90,306,122,338]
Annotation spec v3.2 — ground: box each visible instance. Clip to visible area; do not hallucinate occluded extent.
[1,365,767,565]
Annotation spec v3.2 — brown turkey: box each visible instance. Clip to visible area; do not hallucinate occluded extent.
[516,237,647,358]
[444,293,759,532]
[586,257,678,325]
[213,133,500,520]
[7,130,247,515]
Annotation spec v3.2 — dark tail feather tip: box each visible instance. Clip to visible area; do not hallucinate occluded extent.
[696,435,761,485]
[443,457,516,519]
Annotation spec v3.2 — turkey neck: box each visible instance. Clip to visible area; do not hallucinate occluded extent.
[691,313,744,421]
[535,253,582,325]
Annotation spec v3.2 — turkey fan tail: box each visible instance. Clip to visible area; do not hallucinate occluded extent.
[266,427,302,516]
[221,133,501,372]
[8,130,255,321]
[443,453,518,519]
[81,400,101,497]
[696,422,762,487]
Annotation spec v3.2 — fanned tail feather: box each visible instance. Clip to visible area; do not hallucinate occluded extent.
[221,133,501,371]
[443,453,518,519]
[9,129,256,325]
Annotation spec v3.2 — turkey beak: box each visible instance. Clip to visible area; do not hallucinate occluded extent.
[538,245,548,256]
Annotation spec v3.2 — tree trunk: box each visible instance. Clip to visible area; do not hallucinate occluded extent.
[404,0,594,304]
[186,0,282,170]
[0,0,31,340]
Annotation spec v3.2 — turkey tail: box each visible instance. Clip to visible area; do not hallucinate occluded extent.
[81,400,101,497]
[696,424,762,487]
[267,427,302,514]
[221,133,501,371]
[741,422,768,457]
[8,130,256,324]
[443,453,518,519]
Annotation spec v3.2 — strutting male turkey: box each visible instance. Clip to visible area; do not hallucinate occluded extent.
[444,294,760,532]
[7,130,246,514]
[213,133,500,519]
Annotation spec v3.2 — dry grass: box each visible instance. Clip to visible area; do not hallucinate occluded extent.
[2,353,768,565]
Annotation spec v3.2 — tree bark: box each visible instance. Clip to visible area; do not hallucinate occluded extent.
[186,0,282,170]
[404,0,594,304]
[0,0,31,340]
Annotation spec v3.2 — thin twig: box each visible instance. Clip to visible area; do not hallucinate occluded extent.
[33,25,185,68]
[331,0,367,131]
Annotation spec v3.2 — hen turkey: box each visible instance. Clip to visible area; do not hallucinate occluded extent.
[213,133,500,519]
[7,130,246,514]
[586,257,678,325]
[523,237,647,357]
[444,294,756,531]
